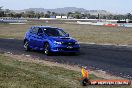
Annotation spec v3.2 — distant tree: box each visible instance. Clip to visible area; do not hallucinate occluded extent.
[14,13,22,18]
[126,13,132,20]
[86,14,91,19]
[106,14,114,19]
[25,10,35,18]
[113,15,126,20]
[67,12,73,17]
[80,13,85,19]
[40,12,44,17]
[60,13,65,16]
[5,9,10,13]
[10,12,15,17]
[89,15,97,19]
[73,12,82,19]
[0,7,2,10]
[35,12,41,19]
[0,6,4,17]
[75,14,81,19]
[20,12,25,18]
[67,12,91,19]
[101,15,106,19]
[51,12,57,16]
[47,11,51,15]
[44,14,50,18]
[4,9,11,17]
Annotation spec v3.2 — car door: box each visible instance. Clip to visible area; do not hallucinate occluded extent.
[35,28,44,50]
[29,27,38,48]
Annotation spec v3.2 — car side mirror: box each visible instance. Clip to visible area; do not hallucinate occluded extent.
[65,33,69,37]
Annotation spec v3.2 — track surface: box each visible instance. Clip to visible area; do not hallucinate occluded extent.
[0,38,132,79]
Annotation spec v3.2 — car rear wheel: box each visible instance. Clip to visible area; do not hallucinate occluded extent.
[24,41,31,51]
[44,43,51,56]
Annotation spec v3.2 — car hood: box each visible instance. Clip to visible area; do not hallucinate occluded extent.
[50,36,77,42]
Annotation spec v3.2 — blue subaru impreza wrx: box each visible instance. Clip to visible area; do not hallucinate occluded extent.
[24,26,80,55]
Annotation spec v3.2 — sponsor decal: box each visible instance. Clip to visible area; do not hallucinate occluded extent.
[80,66,131,86]
[90,80,130,85]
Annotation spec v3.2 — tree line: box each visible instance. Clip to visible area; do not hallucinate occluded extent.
[0,7,132,20]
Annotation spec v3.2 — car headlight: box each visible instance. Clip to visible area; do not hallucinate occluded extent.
[54,41,62,45]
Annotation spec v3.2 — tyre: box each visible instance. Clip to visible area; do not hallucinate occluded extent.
[24,40,31,51]
[44,43,51,56]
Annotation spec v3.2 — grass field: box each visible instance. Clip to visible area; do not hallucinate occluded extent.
[0,54,131,88]
[0,54,87,88]
[0,22,132,45]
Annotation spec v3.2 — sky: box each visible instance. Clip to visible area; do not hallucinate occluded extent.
[0,0,132,14]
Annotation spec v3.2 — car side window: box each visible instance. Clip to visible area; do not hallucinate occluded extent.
[37,28,43,34]
[29,27,33,33]
[31,27,38,34]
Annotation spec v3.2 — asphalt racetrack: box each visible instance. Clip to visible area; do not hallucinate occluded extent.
[0,38,132,79]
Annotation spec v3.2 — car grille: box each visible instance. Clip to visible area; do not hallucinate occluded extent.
[62,42,75,45]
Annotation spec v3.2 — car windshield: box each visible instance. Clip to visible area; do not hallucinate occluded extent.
[43,28,66,37]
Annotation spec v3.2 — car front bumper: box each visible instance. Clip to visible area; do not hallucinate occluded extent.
[50,44,80,53]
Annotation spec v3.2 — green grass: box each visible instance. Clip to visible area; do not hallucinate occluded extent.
[0,54,131,88]
[0,54,98,88]
[1,22,132,45]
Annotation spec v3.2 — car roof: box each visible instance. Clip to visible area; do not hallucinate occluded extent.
[32,26,58,29]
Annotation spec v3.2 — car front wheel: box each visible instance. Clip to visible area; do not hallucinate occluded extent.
[24,41,31,51]
[44,43,51,56]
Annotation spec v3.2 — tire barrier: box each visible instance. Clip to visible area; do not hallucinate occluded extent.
[118,24,132,27]
[77,21,132,28]
[123,24,132,27]
[103,24,118,27]
[91,22,104,26]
